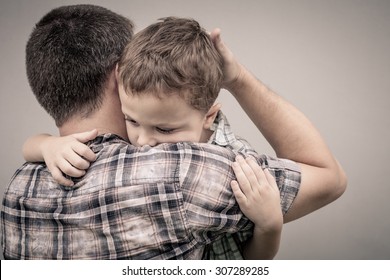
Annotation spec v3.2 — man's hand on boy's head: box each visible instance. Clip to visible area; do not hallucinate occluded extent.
[210,28,244,90]
[41,129,98,187]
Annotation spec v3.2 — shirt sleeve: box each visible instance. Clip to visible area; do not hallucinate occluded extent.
[257,155,301,214]
[200,145,302,259]
[219,134,302,214]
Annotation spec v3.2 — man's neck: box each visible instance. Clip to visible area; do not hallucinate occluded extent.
[59,118,127,140]
[59,116,128,141]
[59,70,128,141]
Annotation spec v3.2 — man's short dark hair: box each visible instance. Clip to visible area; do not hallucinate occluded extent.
[26,4,134,126]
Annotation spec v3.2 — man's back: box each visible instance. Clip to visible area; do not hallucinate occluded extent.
[1,134,252,259]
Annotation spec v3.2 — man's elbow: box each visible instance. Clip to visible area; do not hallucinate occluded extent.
[330,161,348,200]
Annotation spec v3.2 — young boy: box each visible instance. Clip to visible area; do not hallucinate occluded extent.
[23,17,284,259]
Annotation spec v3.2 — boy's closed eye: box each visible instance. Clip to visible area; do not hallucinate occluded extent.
[125,115,176,134]
[125,117,139,127]
[156,127,175,134]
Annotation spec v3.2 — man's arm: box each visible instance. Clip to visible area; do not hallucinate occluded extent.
[211,29,347,222]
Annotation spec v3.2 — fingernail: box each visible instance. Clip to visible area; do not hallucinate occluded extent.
[246,157,256,163]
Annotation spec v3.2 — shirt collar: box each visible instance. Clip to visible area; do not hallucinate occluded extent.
[208,110,237,147]
[88,133,127,153]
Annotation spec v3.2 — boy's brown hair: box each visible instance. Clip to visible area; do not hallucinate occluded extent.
[118,17,223,113]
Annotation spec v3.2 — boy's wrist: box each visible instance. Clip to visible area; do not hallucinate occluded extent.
[40,135,56,162]
[253,215,283,236]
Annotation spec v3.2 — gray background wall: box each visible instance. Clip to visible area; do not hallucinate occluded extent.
[1,0,389,259]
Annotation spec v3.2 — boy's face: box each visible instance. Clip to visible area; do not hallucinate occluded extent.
[118,85,215,147]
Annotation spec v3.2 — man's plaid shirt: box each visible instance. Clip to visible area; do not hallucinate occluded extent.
[1,112,300,259]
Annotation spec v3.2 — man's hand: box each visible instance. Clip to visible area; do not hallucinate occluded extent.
[210,28,244,90]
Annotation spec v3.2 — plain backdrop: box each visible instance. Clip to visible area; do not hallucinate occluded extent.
[1,0,389,260]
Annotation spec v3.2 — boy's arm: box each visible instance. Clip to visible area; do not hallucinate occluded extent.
[231,156,282,259]
[211,29,347,222]
[23,130,98,186]
[23,133,54,163]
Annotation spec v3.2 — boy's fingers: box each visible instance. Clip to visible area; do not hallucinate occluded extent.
[57,158,86,178]
[236,156,259,190]
[246,157,266,183]
[72,142,96,162]
[72,129,98,143]
[264,169,279,191]
[51,167,74,187]
[231,180,246,203]
[66,151,91,170]
[232,160,252,194]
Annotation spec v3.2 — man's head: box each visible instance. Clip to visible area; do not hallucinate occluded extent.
[117,17,223,147]
[26,4,134,127]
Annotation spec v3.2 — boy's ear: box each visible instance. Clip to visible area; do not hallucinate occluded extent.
[203,103,221,129]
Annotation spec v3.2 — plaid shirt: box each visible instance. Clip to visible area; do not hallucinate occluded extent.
[1,113,300,260]
[203,111,301,259]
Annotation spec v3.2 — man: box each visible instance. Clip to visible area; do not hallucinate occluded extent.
[1,4,346,259]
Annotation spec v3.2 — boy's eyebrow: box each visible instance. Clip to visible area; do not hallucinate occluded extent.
[153,121,182,128]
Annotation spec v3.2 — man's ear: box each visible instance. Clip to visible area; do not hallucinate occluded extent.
[106,67,119,94]
[203,103,221,129]
[115,63,120,80]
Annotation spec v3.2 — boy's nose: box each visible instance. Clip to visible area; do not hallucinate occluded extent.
[137,133,157,147]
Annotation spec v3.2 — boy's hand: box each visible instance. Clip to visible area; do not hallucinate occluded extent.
[41,129,98,187]
[231,156,283,233]
[210,28,244,90]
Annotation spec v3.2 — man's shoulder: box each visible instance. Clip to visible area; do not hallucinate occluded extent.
[91,134,236,163]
